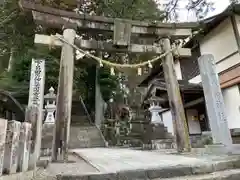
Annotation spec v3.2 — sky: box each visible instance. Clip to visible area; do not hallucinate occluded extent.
[207,0,230,17]
[162,0,231,21]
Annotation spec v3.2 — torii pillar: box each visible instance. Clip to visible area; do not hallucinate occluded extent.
[34,27,76,161]
[53,28,76,161]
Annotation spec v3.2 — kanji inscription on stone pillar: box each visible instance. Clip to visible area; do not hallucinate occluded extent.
[198,54,232,146]
[28,59,45,167]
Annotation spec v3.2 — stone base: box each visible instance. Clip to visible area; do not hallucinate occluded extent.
[41,125,105,152]
[151,123,168,140]
[142,144,152,150]
[41,124,55,150]
[190,132,213,148]
[152,139,176,149]
[41,148,52,157]
[231,128,240,144]
[204,144,240,155]
[230,128,240,136]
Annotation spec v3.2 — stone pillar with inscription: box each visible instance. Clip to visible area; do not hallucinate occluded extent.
[198,54,232,146]
[28,59,45,168]
[3,120,21,174]
[0,119,7,176]
[18,122,32,172]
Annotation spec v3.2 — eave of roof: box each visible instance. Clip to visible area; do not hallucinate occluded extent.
[184,3,240,48]
[141,79,203,104]
[139,4,240,86]
[152,79,203,91]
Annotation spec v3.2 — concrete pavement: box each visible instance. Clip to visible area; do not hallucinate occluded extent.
[1,147,240,179]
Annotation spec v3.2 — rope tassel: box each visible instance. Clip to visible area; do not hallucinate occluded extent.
[76,50,85,60]
[49,35,55,50]
[99,60,103,67]
[137,67,142,76]
[148,61,153,68]
[110,67,115,75]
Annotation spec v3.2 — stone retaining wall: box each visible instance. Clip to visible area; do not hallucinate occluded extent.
[0,119,32,176]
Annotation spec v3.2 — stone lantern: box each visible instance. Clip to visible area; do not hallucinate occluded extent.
[44,87,56,125]
[148,96,165,125]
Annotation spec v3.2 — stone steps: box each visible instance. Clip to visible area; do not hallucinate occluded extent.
[156,169,240,180]
[152,139,176,149]
[68,125,106,149]
[7,169,240,180]
[56,157,240,180]
[41,124,106,155]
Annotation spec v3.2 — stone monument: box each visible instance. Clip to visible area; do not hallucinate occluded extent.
[197,55,240,154]
[18,122,32,172]
[3,120,21,174]
[198,54,232,146]
[0,119,7,176]
[28,58,45,167]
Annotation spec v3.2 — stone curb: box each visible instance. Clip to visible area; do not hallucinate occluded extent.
[56,158,240,180]
[159,169,240,180]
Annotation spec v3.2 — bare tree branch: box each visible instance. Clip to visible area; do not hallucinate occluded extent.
[163,0,214,21]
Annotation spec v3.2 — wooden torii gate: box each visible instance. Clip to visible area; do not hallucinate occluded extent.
[19,0,198,161]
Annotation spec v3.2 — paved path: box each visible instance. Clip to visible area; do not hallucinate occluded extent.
[71,148,214,173]
[2,148,240,180]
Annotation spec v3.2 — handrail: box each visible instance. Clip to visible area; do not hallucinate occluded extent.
[78,95,108,146]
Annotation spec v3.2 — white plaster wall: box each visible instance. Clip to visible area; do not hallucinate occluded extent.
[162,109,202,135]
[188,17,240,130]
[162,111,174,135]
[189,17,240,83]
[190,79,240,130]
[186,109,201,135]
[222,85,240,129]
[189,52,240,83]
[200,17,239,63]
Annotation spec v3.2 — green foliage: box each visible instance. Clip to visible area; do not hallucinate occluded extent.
[0,70,29,98]
[0,0,36,96]
[164,0,214,20]
[0,0,35,51]
[98,67,118,102]
[94,0,164,20]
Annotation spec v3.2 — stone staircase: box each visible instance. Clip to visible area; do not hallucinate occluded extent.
[125,117,150,147]
[68,125,106,149]
[55,168,240,180]
[69,115,106,148]
[41,115,106,155]
[101,108,175,149]
[117,118,175,149]
[151,124,176,150]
